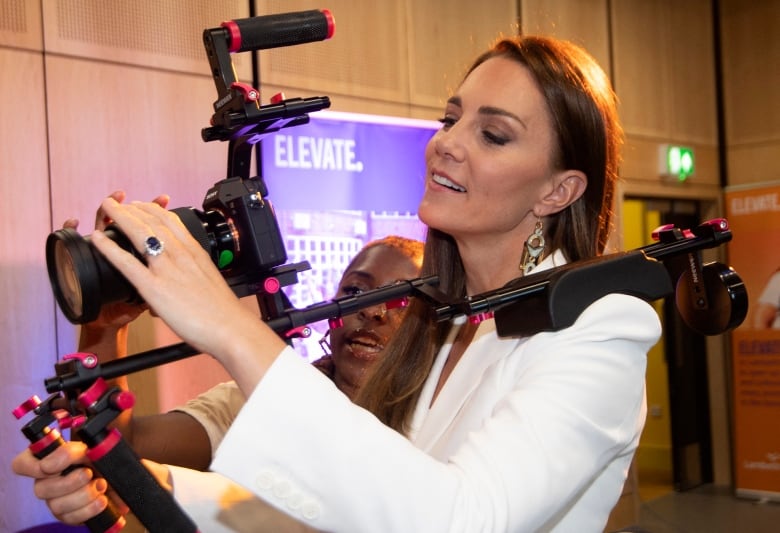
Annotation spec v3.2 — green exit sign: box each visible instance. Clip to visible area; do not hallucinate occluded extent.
[659,144,695,182]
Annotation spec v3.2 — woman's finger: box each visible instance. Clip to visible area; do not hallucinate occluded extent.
[62,218,79,230]
[44,474,111,525]
[95,191,127,230]
[151,193,171,210]
[55,494,111,526]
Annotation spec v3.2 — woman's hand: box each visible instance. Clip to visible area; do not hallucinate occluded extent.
[11,442,128,526]
[72,190,171,332]
[89,196,285,394]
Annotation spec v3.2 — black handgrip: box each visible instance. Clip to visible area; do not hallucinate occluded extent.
[27,429,126,533]
[85,429,198,533]
[77,488,126,533]
[222,9,334,52]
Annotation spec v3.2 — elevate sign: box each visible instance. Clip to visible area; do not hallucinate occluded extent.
[261,110,439,212]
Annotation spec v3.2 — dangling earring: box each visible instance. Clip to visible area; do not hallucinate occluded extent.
[318,329,332,355]
[520,218,545,275]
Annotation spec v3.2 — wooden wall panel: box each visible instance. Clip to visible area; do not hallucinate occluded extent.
[0,48,57,532]
[255,0,517,115]
[520,0,610,76]
[41,0,251,77]
[720,0,780,144]
[612,0,672,138]
[612,0,718,145]
[665,1,717,144]
[720,0,780,185]
[45,56,228,219]
[406,0,519,109]
[0,0,42,50]
[727,144,780,186]
[611,0,721,197]
[257,0,409,105]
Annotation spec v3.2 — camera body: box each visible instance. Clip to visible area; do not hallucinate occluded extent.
[46,175,289,324]
[181,176,287,291]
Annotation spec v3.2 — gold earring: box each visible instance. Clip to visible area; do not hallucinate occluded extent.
[520,219,545,275]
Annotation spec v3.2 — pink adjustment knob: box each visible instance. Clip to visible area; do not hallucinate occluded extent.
[78,378,108,410]
[230,82,259,102]
[285,325,312,339]
[63,352,99,369]
[321,9,336,39]
[703,218,729,231]
[56,410,85,429]
[112,390,136,411]
[12,395,42,419]
[264,277,281,294]
[387,297,409,311]
[69,415,87,429]
[468,312,495,325]
[220,20,242,53]
[650,224,676,241]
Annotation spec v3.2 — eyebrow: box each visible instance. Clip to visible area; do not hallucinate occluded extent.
[341,271,375,283]
[446,96,528,130]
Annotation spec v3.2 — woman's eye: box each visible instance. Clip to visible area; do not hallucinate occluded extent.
[340,285,365,296]
[483,130,509,145]
[438,116,456,129]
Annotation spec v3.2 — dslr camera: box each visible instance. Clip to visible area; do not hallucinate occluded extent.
[47,176,286,324]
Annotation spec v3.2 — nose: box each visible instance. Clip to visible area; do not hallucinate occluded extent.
[358,303,388,324]
[433,123,465,161]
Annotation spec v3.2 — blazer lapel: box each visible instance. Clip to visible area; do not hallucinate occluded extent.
[410,318,521,456]
[408,251,566,456]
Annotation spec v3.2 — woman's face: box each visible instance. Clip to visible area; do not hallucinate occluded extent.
[329,245,421,400]
[418,56,559,243]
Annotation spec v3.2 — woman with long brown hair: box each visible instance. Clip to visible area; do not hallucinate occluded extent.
[15,35,659,532]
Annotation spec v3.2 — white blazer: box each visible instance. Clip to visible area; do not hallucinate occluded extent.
[174,252,662,532]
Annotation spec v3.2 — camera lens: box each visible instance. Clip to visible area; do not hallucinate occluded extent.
[45,207,237,325]
[50,236,83,318]
[46,227,143,324]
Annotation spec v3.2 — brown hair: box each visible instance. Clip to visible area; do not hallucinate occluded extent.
[355,35,623,434]
[354,235,424,271]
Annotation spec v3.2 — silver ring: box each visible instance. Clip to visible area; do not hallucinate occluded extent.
[143,236,164,257]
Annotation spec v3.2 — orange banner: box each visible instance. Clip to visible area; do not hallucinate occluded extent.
[725,182,780,499]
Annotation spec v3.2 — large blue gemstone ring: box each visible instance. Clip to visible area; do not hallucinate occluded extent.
[143,236,165,257]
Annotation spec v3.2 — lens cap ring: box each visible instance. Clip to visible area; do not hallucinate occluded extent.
[46,228,103,324]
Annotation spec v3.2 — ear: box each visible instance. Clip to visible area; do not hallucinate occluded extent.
[535,170,587,217]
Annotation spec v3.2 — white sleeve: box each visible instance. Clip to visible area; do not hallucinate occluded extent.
[209,294,659,533]
[170,465,316,532]
[211,347,458,532]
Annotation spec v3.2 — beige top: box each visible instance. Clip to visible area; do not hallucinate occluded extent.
[173,380,245,455]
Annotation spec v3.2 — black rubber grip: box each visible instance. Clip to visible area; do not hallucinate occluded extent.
[228,9,333,52]
[27,431,125,533]
[87,431,198,532]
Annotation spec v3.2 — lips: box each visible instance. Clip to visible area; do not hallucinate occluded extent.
[432,173,467,192]
[345,329,385,361]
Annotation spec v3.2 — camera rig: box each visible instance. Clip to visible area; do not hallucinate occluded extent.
[17,9,748,533]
